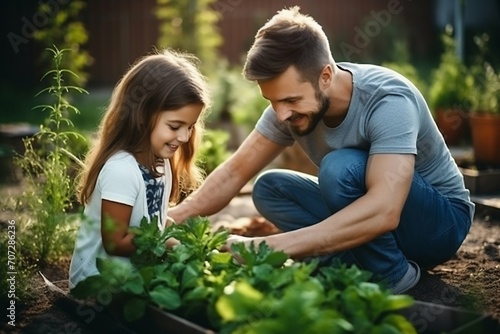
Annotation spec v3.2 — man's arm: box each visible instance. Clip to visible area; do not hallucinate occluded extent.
[169,129,286,223]
[233,153,415,258]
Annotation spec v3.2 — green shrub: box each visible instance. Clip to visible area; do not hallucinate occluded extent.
[197,128,231,175]
[428,25,473,111]
[208,60,268,133]
[468,33,500,114]
[13,46,88,266]
[34,0,92,87]
[227,71,269,133]
[0,227,35,307]
[155,0,222,70]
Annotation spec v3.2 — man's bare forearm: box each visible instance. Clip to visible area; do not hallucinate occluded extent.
[170,161,245,222]
[169,130,285,223]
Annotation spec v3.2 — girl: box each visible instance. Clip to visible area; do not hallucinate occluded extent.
[69,49,211,289]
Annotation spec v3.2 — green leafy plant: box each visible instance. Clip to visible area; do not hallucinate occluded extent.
[227,74,269,133]
[196,128,232,175]
[72,216,417,332]
[72,217,232,323]
[34,0,92,86]
[210,61,268,133]
[14,46,88,266]
[217,262,415,334]
[428,25,473,111]
[0,232,35,306]
[155,0,222,70]
[469,33,500,114]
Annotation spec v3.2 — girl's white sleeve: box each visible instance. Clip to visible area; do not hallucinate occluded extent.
[97,158,140,206]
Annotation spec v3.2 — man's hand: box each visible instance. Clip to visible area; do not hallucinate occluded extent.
[221,234,267,263]
[222,234,254,251]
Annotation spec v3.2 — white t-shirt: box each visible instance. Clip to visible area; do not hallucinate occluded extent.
[68,151,172,289]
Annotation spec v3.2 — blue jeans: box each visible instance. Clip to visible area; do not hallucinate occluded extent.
[252,149,472,287]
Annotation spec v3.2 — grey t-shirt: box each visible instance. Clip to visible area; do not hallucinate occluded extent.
[255,62,474,219]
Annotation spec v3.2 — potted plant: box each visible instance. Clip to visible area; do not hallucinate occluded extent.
[468,33,500,168]
[428,25,473,146]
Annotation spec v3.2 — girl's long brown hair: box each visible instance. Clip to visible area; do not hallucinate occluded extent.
[78,49,211,205]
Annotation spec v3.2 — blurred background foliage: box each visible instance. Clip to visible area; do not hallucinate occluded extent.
[382,39,429,99]
[1,0,500,160]
[1,0,499,307]
[34,0,92,87]
[155,0,222,72]
[427,25,473,112]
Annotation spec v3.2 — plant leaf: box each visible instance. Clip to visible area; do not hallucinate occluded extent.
[123,297,148,322]
[122,274,145,295]
[150,286,182,310]
[70,275,104,299]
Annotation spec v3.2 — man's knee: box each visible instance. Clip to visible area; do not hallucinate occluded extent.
[318,149,368,210]
[319,148,368,180]
[252,169,282,203]
[253,169,281,190]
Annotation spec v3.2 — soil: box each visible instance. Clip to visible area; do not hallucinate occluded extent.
[1,191,500,334]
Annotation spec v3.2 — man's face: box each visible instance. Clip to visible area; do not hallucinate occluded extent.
[258,66,330,136]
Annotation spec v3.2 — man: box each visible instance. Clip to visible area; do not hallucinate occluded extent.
[169,6,474,294]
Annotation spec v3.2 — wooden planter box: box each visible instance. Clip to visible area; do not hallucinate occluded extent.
[42,274,499,334]
[460,167,500,195]
[134,301,499,334]
[399,301,499,334]
[139,306,216,334]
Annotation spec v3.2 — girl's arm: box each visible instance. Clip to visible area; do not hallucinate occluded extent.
[101,199,137,256]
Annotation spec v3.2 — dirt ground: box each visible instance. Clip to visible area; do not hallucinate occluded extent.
[1,194,499,334]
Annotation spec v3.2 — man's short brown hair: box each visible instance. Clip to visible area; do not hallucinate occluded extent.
[243,6,334,88]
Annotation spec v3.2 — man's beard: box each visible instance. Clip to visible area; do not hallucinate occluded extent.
[291,94,330,136]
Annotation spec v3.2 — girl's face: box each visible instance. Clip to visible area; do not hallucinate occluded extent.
[149,103,203,160]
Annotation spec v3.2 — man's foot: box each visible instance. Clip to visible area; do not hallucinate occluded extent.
[391,260,421,294]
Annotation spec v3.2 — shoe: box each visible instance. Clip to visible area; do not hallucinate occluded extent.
[391,260,421,294]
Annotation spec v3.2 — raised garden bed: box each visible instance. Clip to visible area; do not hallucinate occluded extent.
[450,147,500,210]
[459,166,500,211]
[399,300,500,334]
[43,273,500,334]
[134,302,500,334]
[460,167,500,195]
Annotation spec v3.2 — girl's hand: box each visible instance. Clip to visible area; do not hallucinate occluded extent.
[166,216,176,227]
[165,237,180,248]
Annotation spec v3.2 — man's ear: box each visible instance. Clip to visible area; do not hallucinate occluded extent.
[319,64,333,89]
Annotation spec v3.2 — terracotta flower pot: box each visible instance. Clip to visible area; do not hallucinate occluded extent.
[435,108,469,146]
[470,112,500,167]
